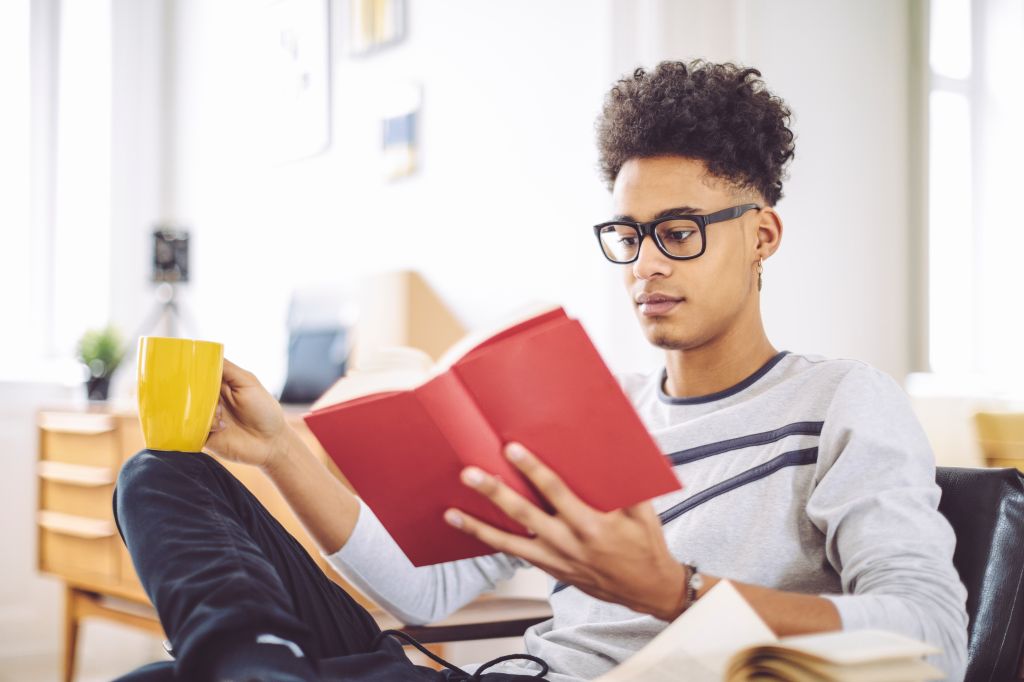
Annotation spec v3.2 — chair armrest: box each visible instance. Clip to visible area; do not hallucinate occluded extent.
[371,596,552,644]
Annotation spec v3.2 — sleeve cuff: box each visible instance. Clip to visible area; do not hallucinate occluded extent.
[822,592,905,631]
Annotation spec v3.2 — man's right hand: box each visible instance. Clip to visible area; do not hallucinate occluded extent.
[204,359,361,553]
[204,358,291,471]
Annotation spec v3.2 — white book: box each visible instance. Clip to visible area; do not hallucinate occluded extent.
[593,581,943,682]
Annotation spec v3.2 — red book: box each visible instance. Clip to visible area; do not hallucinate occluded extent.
[303,306,681,566]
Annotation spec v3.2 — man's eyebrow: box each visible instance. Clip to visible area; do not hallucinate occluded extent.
[612,206,703,221]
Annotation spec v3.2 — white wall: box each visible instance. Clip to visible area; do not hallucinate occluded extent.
[744,0,912,381]
[166,0,619,389]
[163,0,915,387]
[109,0,168,349]
[645,0,914,381]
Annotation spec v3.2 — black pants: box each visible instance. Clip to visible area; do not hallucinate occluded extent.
[112,450,548,681]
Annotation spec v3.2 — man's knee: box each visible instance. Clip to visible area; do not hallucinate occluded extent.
[115,451,175,528]
[118,449,195,493]
[114,450,220,525]
[117,446,228,483]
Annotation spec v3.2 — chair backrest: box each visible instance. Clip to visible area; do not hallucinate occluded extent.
[937,466,1024,681]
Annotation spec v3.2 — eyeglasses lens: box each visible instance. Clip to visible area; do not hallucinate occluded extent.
[598,219,702,263]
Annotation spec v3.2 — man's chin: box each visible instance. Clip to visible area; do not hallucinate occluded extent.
[638,318,694,351]
[630,309,704,350]
[648,333,692,351]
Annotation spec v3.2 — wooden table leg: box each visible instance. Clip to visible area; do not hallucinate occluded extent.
[62,585,80,682]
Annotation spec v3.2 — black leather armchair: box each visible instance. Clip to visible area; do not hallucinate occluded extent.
[937,466,1024,681]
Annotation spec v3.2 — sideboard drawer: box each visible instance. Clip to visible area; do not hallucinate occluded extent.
[39,413,120,468]
[40,479,116,520]
[39,461,117,520]
[38,511,119,582]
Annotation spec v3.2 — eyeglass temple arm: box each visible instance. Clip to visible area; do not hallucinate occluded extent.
[704,203,762,223]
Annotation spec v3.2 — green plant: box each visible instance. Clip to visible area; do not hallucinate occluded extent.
[76,325,125,379]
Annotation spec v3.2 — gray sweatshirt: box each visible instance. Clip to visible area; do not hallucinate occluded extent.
[325,352,969,680]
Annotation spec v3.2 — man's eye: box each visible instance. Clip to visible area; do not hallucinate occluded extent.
[617,235,638,246]
[664,230,694,242]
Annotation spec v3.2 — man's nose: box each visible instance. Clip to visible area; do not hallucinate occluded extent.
[632,235,672,280]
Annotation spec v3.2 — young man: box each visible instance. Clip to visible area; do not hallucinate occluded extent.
[114,61,968,682]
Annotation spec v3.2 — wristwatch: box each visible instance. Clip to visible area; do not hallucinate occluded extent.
[684,563,703,609]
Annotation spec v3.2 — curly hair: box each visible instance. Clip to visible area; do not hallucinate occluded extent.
[596,60,795,205]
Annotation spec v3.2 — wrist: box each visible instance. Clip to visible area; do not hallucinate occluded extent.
[649,561,689,621]
[658,562,703,622]
[262,425,302,476]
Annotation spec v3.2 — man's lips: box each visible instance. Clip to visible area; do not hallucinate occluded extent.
[635,293,684,316]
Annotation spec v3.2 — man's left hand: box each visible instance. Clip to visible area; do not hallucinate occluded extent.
[444,442,687,622]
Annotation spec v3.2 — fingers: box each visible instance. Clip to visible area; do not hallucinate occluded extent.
[624,501,660,525]
[208,403,227,433]
[457,466,577,548]
[504,443,594,527]
[221,358,260,389]
[443,508,575,574]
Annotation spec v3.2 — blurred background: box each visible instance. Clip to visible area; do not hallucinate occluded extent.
[2,0,1022,679]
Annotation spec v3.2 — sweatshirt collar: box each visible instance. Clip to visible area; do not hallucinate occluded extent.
[657,351,790,405]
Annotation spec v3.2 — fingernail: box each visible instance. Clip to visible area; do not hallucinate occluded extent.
[218,420,225,429]
[463,468,485,486]
[506,443,525,461]
[444,509,463,527]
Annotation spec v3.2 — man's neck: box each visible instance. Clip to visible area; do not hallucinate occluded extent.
[662,324,778,400]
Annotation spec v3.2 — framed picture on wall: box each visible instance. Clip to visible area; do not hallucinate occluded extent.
[348,0,407,56]
[264,0,331,161]
[380,82,421,181]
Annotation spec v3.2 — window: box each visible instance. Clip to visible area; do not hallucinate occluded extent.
[51,0,113,356]
[0,0,33,365]
[0,0,112,379]
[927,0,1024,378]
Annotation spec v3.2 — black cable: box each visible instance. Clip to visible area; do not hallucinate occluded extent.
[370,628,550,680]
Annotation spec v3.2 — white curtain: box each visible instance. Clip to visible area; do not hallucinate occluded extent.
[928,0,1024,380]
[51,0,114,357]
[973,0,1024,377]
[0,0,33,370]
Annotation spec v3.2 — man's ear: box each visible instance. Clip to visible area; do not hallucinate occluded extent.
[755,207,783,260]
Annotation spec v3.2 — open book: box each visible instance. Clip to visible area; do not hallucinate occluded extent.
[594,581,943,682]
[303,305,681,566]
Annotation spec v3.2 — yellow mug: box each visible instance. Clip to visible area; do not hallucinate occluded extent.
[137,336,224,452]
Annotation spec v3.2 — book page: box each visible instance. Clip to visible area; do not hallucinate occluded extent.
[593,581,777,682]
[434,301,560,370]
[311,304,560,411]
[774,629,940,665]
[729,655,943,682]
[309,347,433,411]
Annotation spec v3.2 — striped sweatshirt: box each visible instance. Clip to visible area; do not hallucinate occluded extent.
[326,352,969,680]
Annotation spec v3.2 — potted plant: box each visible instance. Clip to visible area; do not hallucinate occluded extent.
[76,325,125,401]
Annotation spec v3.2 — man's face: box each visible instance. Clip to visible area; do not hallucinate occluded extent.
[611,156,764,351]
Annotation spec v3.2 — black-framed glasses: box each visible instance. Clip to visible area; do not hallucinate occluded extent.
[593,203,761,264]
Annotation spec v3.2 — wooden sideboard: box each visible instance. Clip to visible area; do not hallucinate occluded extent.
[36,405,373,682]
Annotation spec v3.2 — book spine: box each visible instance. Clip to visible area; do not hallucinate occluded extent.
[415,371,544,511]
